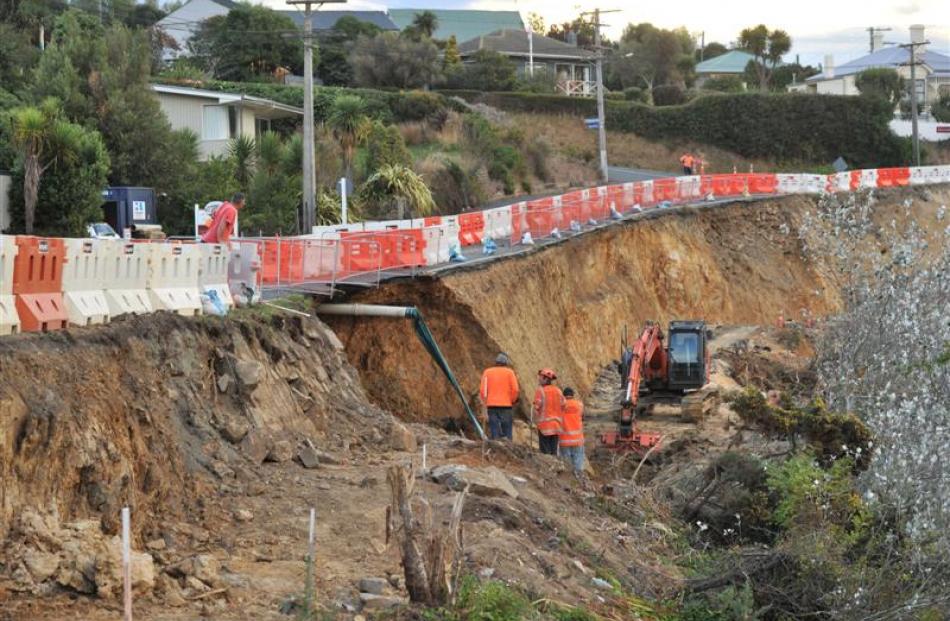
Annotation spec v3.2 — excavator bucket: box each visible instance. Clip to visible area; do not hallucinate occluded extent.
[599,429,662,453]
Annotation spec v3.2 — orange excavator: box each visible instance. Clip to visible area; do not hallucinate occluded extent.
[600,320,714,453]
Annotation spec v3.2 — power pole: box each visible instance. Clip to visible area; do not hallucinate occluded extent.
[866,26,891,53]
[288,0,345,233]
[699,31,705,62]
[900,38,929,167]
[581,7,619,183]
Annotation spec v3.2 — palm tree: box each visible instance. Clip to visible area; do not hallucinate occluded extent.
[360,164,435,219]
[411,11,438,39]
[9,99,78,234]
[327,94,369,186]
[228,134,256,189]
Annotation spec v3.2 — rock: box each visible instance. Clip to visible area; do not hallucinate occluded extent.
[431,464,519,499]
[313,449,345,465]
[191,554,221,587]
[592,577,613,590]
[478,567,495,579]
[241,430,271,465]
[358,577,388,595]
[185,575,210,594]
[323,328,344,351]
[359,593,404,610]
[209,460,235,479]
[234,359,264,389]
[157,574,187,607]
[235,509,254,523]
[220,416,250,444]
[95,538,156,599]
[388,421,417,452]
[297,445,321,469]
[266,440,294,463]
[145,538,167,552]
[216,373,232,393]
[572,559,589,575]
[23,550,60,582]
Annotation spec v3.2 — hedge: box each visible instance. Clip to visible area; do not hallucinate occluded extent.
[440,89,910,168]
[153,78,465,124]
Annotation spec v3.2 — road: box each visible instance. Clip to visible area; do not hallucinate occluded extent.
[607,166,675,183]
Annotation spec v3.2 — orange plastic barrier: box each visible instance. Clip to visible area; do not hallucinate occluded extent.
[423,216,442,227]
[388,231,426,268]
[12,236,68,332]
[653,178,678,202]
[457,212,485,246]
[877,167,911,188]
[747,174,778,194]
[339,234,383,275]
[510,202,524,242]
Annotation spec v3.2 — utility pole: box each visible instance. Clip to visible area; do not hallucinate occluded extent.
[866,26,891,53]
[899,38,929,167]
[581,7,619,183]
[288,0,345,234]
[699,31,705,62]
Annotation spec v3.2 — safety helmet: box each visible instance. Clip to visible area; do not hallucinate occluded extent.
[495,353,510,365]
[538,368,557,381]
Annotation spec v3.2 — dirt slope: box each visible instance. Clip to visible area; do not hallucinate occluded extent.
[328,187,950,426]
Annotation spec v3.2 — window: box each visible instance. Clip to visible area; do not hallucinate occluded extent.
[202,105,230,141]
[669,332,700,363]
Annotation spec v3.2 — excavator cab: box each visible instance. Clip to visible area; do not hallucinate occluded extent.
[667,321,709,391]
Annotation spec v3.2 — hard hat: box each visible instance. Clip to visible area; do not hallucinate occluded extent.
[538,368,557,380]
[495,352,510,365]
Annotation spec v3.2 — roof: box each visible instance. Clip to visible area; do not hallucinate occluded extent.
[149,84,303,118]
[277,10,398,32]
[695,50,756,74]
[388,9,525,43]
[458,29,596,61]
[807,47,950,82]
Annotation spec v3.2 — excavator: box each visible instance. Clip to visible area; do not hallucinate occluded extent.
[600,320,716,452]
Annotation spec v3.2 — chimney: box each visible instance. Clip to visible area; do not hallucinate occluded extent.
[872,31,885,52]
[824,54,835,78]
[909,24,926,56]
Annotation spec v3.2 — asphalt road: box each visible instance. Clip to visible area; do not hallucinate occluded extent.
[607,166,676,183]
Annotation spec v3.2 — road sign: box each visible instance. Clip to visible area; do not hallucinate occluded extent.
[936,125,950,134]
[584,117,600,129]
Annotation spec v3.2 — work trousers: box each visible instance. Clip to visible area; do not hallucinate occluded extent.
[538,432,559,455]
[560,445,585,473]
[487,407,513,440]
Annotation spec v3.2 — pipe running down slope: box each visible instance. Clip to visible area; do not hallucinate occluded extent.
[316,303,486,440]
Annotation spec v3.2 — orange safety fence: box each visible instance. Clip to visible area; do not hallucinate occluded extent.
[457,212,485,246]
[12,236,68,332]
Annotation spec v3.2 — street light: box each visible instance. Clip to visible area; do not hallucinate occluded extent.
[287,0,347,234]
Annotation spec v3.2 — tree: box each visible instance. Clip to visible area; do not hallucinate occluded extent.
[702,75,745,92]
[770,63,819,91]
[696,41,728,62]
[31,11,203,205]
[359,164,435,219]
[229,135,256,189]
[608,23,696,97]
[187,5,302,81]
[547,16,597,48]
[855,68,904,106]
[6,99,109,235]
[327,95,370,184]
[526,12,545,35]
[348,32,441,89]
[442,35,461,68]
[365,121,411,175]
[410,10,437,39]
[242,132,301,235]
[316,15,381,86]
[737,24,791,91]
[445,50,516,91]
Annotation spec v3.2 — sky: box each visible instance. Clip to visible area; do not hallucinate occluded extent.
[265,0,950,67]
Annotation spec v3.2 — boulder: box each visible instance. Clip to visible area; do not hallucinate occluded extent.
[234,509,254,523]
[216,373,233,393]
[22,549,59,583]
[359,593,404,610]
[388,422,417,453]
[191,554,221,587]
[234,359,264,389]
[431,464,519,499]
[94,537,156,599]
[297,446,321,469]
[358,577,388,595]
[219,415,250,444]
[241,429,271,465]
[266,440,295,463]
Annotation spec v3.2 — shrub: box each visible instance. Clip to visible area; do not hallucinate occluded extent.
[455,576,535,621]
[855,68,904,106]
[623,86,648,102]
[702,76,745,93]
[516,68,558,94]
[652,84,687,106]
[932,92,950,122]
[389,90,445,123]
[423,157,486,214]
[364,121,411,174]
[444,50,517,92]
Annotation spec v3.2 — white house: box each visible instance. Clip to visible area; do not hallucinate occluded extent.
[156,0,234,61]
[792,25,950,112]
[150,84,303,160]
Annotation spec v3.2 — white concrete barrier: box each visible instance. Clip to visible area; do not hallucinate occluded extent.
[0,235,19,335]
[102,241,153,317]
[145,243,202,316]
[62,239,110,326]
[197,242,234,312]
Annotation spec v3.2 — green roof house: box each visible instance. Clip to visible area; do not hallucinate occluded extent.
[388,9,525,43]
[695,50,756,86]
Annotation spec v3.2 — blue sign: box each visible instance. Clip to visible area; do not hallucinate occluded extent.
[584,117,600,129]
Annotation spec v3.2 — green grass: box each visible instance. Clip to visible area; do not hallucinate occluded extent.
[228,294,312,321]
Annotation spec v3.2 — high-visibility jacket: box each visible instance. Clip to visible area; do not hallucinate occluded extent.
[533,384,564,436]
[680,154,694,168]
[480,365,519,407]
[559,398,584,447]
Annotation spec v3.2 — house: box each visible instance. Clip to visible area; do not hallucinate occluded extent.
[796,25,950,111]
[150,84,303,160]
[388,9,524,43]
[458,29,597,96]
[694,50,756,86]
[157,0,397,61]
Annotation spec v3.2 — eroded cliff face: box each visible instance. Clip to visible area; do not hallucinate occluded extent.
[0,312,381,544]
[329,187,950,424]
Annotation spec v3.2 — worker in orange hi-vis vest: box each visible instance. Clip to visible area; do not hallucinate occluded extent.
[479,352,520,440]
[679,153,694,175]
[559,387,585,473]
[533,369,564,456]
